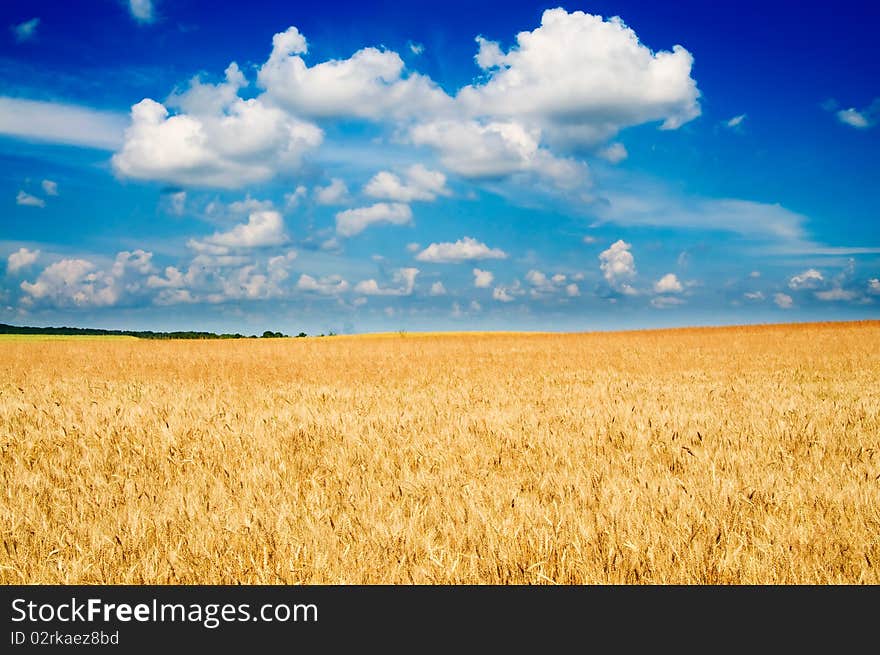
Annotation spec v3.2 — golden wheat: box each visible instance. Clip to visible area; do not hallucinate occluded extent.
[1,321,879,584]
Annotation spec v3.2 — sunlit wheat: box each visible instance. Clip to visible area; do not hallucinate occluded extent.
[1,321,878,583]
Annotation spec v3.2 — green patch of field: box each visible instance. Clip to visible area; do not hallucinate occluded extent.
[0,334,138,342]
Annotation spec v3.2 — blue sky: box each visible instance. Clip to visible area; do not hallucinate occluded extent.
[1,0,878,334]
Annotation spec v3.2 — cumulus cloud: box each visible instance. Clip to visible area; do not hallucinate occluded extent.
[146,266,185,289]
[18,253,152,308]
[653,273,683,293]
[41,179,58,196]
[297,273,350,295]
[112,64,323,188]
[128,0,155,23]
[429,281,447,296]
[743,291,765,301]
[788,268,824,290]
[190,211,288,250]
[409,119,584,187]
[257,26,452,120]
[6,248,40,274]
[335,202,413,237]
[354,267,419,296]
[12,18,39,43]
[457,9,700,147]
[112,249,155,278]
[565,283,580,297]
[364,164,450,202]
[0,97,127,150]
[472,268,494,288]
[415,237,507,263]
[314,178,349,205]
[16,190,45,208]
[774,292,793,309]
[869,279,880,295]
[492,280,524,303]
[599,239,637,293]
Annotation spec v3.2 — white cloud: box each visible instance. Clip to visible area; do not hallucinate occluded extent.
[267,250,298,282]
[525,269,548,287]
[599,239,636,292]
[191,211,288,250]
[147,266,185,289]
[314,178,349,205]
[457,9,700,147]
[868,279,880,295]
[492,280,525,303]
[492,286,515,302]
[16,190,44,208]
[743,291,765,301]
[364,164,450,202]
[12,18,39,42]
[285,185,307,209]
[837,109,868,128]
[597,186,808,241]
[725,114,746,128]
[409,42,424,56]
[406,242,421,253]
[112,249,155,278]
[257,26,452,120]
[297,273,350,295]
[472,268,494,288]
[335,202,412,237]
[834,99,879,129]
[128,0,155,24]
[354,267,419,296]
[167,190,186,216]
[788,268,824,290]
[0,97,127,150]
[582,235,597,244]
[20,258,125,307]
[41,179,58,196]
[650,296,684,308]
[815,288,857,302]
[429,281,447,296]
[154,289,195,305]
[415,237,507,263]
[7,248,40,273]
[653,273,683,293]
[112,65,323,188]
[228,195,274,215]
[750,271,761,278]
[565,283,580,297]
[409,119,584,187]
[774,293,793,309]
[598,142,628,164]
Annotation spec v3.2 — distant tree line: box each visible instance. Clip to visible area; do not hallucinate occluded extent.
[0,323,311,340]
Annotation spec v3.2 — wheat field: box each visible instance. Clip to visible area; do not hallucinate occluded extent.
[1,321,879,584]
